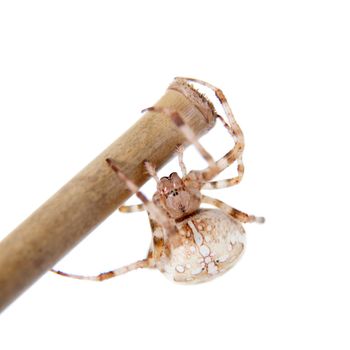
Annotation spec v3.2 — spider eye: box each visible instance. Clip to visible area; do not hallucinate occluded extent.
[169,189,178,196]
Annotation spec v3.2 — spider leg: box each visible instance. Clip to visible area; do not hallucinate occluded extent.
[106,158,177,237]
[175,77,245,189]
[201,194,265,224]
[119,204,145,213]
[175,77,244,143]
[118,161,160,213]
[198,114,244,189]
[144,160,161,185]
[143,106,217,170]
[176,144,187,176]
[51,258,152,281]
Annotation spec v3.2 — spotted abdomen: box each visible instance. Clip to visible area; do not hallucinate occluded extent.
[153,209,246,283]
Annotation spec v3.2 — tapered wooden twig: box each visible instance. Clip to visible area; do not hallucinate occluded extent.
[0,78,216,313]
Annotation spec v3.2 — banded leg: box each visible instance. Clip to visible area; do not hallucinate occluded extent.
[51,258,152,281]
[143,107,217,170]
[175,77,244,143]
[201,154,244,189]
[119,203,145,213]
[146,105,242,187]
[106,158,177,237]
[201,114,244,189]
[176,144,187,176]
[144,160,161,185]
[201,194,265,224]
[119,160,159,213]
[176,77,245,188]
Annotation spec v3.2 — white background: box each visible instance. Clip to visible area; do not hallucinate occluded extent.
[0,1,349,349]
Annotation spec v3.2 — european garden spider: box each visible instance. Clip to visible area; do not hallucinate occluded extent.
[52,77,264,284]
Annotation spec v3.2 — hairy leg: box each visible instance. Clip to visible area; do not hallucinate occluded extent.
[176,144,187,176]
[107,158,177,237]
[143,106,217,170]
[175,78,245,189]
[201,194,265,224]
[51,259,151,281]
[119,204,145,213]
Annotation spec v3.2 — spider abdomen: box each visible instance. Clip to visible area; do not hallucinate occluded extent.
[153,208,246,283]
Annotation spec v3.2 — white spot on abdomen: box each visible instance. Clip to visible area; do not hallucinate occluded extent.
[199,245,210,257]
[188,220,203,245]
[175,265,185,273]
[207,262,218,275]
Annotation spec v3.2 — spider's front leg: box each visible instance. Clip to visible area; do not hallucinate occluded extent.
[143,106,217,171]
[200,115,244,189]
[144,106,228,188]
[118,161,159,213]
[106,158,178,238]
[175,77,245,190]
[175,77,244,143]
[119,203,145,213]
[176,144,187,176]
[119,149,188,213]
[144,95,244,191]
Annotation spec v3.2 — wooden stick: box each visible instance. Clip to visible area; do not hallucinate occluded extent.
[0,78,216,312]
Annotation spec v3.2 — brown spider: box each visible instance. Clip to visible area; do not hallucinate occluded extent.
[52,77,264,284]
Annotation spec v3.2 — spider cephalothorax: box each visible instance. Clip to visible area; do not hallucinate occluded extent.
[155,172,201,220]
[51,77,264,283]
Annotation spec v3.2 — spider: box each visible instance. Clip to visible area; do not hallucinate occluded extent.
[52,77,265,284]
